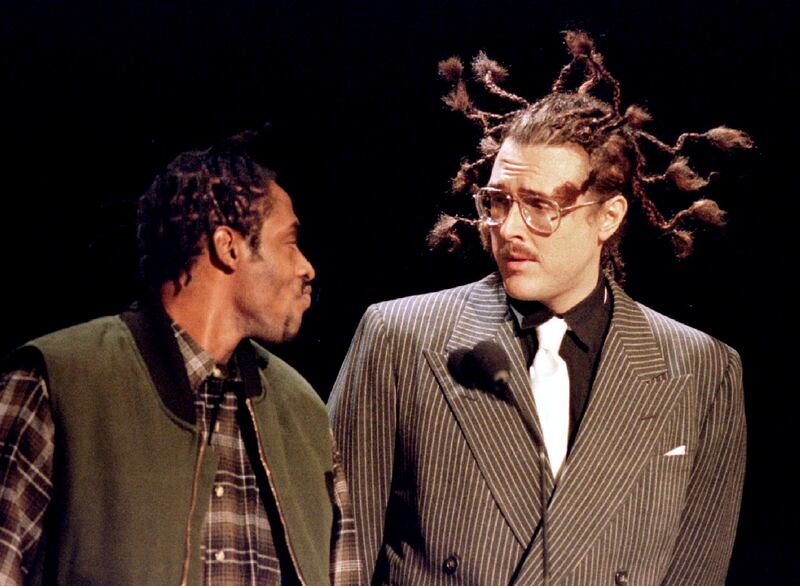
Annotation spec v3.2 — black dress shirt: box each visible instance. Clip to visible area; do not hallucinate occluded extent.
[509,277,611,448]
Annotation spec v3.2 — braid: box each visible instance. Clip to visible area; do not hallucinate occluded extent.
[473,51,530,107]
[137,129,276,290]
[432,31,752,281]
[440,57,507,133]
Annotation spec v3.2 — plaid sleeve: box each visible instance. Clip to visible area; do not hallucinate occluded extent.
[0,366,55,586]
[329,434,364,585]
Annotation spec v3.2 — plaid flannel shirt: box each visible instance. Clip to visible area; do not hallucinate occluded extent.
[0,324,361,585]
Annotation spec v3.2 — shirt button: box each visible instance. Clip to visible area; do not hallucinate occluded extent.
[443,555,459,575]
[215,485,224,497]
[214,421,221,433]
[215,551,225,561]
[211,366,223,378]
[615,570,629,585]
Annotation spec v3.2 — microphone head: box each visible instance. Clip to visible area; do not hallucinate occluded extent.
[447,347,472,387]
[471,340,512,391]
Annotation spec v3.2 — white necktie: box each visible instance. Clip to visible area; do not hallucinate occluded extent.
[531,316,570,478]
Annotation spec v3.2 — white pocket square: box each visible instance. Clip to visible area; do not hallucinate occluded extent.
[664,445,686,457]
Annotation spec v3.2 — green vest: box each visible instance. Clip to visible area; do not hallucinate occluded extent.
[23,308,333,585]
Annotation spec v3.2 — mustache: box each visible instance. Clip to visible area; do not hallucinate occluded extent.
[497,241,537,259]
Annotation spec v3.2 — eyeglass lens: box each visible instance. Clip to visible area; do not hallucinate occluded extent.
[477,190,560,233]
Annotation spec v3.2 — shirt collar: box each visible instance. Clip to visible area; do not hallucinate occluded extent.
[508,275,610,353]
[171,322,239,391]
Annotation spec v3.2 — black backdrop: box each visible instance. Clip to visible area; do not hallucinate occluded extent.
[3,1,797,583]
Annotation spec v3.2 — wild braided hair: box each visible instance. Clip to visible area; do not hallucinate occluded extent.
[429,31,752,281]
[137,129,276,290]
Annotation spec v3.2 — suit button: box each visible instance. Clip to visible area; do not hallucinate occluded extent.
[615,570,629,585]
[443,555,459,575]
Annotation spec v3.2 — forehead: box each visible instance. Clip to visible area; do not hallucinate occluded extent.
[489,141,590,195]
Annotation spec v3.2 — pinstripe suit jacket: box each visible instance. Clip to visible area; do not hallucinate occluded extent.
[328,273,745,585]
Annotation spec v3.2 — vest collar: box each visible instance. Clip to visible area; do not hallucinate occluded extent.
[119,297,262,425]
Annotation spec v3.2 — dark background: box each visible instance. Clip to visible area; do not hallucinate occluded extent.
[2,1,796,583]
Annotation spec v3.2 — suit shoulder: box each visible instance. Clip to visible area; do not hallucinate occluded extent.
[366,274,500,331]
[636,301,740,373]
[354,275,499,353]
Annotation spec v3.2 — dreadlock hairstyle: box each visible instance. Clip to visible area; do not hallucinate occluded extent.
[137,129,277,290]
[432,31,752,281]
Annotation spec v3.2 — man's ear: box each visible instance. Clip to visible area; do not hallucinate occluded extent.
[598,194,628,242]
[210,226,240,271]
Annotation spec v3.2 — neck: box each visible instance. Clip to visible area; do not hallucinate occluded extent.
[546,267,601,315]
[160,268,242,364]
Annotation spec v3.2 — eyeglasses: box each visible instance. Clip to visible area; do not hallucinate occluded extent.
[474,186,602,235]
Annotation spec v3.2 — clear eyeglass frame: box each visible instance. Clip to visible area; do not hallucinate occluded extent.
[473,186,602,235]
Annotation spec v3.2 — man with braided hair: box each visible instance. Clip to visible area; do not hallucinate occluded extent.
[329,31,749,585]
[0,131,362,585]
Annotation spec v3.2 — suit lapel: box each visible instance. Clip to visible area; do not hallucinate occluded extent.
[425,275,690,580]
[514,281,691,583]
[424,274,551,548]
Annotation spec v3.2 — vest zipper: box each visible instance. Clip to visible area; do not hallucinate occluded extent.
[180,437,207,586]
[245,398,307,586]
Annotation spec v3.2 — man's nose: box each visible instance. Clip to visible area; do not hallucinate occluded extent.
[498,201,527,239]
[300,253,316,282]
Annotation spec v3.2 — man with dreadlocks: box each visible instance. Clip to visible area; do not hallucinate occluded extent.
[329,32,749,585]
[0,132,362,585]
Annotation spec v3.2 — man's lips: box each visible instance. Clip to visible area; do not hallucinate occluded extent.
[498,243,538,266]
[300,286,313,307]
[502,257,536,271]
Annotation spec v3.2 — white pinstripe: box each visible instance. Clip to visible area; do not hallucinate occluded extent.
[329,274,745,585]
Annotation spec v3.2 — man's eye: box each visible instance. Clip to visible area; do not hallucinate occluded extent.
[523,198,550,211]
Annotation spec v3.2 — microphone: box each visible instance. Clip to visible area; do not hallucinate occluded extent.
[453,340,550,586]
[470,340,512,397]
[447,341,512,401]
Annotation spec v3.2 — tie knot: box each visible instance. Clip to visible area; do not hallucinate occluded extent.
[535,316,568,352]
